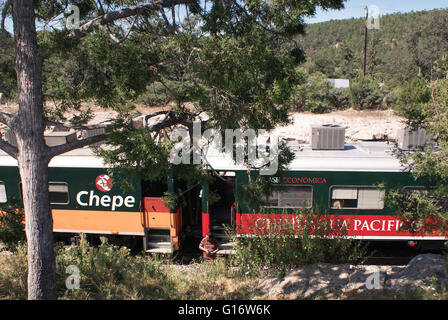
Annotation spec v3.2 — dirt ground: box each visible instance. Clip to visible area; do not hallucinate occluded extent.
[0,101,405,143]
[83,107,407,143]
[272,109,405,143]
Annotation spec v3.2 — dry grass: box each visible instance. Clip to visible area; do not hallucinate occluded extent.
[0,241,257,300]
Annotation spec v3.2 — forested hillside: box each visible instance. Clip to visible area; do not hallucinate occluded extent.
[300,9,448,86]
[1,9,448,110]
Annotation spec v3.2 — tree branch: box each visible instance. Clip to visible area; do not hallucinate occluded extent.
[72,0,194,39]
[0,111,13,127]
[47,134,107,158]
[0,138,18,159]
[44,119,109,131]
[109,15,139,45]
[0,0,11,32]
[160,8,175,33]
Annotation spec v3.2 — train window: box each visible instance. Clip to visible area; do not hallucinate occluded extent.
[331,186,384,209]
[266,186,313,208]
[0,182,7,203]
[49,182,69,205]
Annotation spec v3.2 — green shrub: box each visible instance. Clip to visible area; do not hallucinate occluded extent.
[0,200,25,250]
[136,80,194,106]
[0,234,256,300]
[290,72,334,113]
[228,211,368,276]
[0,242,28,299]
[328,88,351,110]
[349,76,384,110]
[393,76,431,125]
[55,234,176,299]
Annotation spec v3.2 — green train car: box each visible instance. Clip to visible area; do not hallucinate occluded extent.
[0,148,182,253]
[201,141,446,249]
[1,139,445,254]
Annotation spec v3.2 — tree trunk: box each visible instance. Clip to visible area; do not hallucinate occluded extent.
[18,151,55,300]
[12,0,56,299]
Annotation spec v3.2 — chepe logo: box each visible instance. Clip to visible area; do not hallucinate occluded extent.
[96,174,113,192]
[76,174,136,210]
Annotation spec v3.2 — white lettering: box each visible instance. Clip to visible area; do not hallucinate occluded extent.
[360,220,370,231]
[387,220,394,231]
[255,218,269,230]
[370,220,381,232]
[76,190,136,211]
[112,195,123,211]
[89,190,100,206]
[396,220,402,231]
[353,220,362,231]
[100,195,111,207]
[76,191,88,206]
[124,196,135,208]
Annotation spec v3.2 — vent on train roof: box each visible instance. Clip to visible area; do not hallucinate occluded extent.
[311,124,345,150]
[44,131,77,147]
[396,127,428,150]
[85,127,107,147]
[3,129,103,148]
[3,129,77,148]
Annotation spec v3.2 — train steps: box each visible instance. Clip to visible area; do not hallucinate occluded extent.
[144,228,173,254]
[210,224,235,255]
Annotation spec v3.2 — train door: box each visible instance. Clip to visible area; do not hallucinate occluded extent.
[206,171,236,254]
[141,176,182,254]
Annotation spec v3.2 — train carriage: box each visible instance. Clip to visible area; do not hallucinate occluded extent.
[0,131,446,254]
[0,148,182,253]
[201,140,447,250]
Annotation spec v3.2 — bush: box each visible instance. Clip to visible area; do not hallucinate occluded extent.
[228,210,368,276]
[349,76,384,110]
[0,234,256,300]
[328,88,351,110]
[55,234,175,299]
[0,33,16,100]
[393,76,431,125]
[0,242,28,299]
[290,72,334,113]
[0,200,25,250]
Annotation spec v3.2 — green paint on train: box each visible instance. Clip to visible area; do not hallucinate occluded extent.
[0,166,141,212]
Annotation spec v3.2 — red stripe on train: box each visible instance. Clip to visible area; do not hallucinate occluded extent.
[235,213,446,239]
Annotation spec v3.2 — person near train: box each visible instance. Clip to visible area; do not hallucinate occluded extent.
[199,232,219,261]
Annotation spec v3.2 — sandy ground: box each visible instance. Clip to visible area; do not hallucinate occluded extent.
[89,108,406,143]
[83,107,406,143]
[272,109,405,143]
[0,101,406,143]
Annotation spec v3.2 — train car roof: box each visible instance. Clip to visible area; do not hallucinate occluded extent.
[0,141,406,172]
[0,147,107,168]
[204,141,406,172]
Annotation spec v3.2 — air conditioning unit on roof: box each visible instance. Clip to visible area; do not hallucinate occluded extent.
[44,131,77,147]
[85,127,107,147]
[3,129,77,148]
[396,127,428,150]
[311,124,345,150]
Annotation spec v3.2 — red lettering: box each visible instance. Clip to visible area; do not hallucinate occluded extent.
[279,177,328,184]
